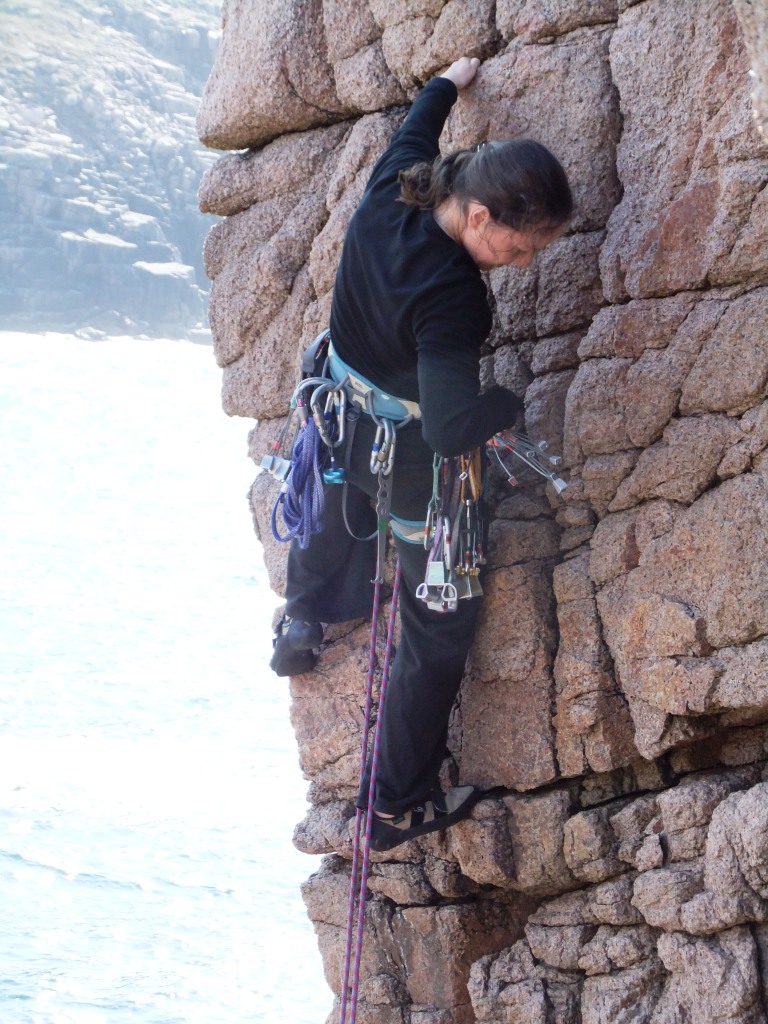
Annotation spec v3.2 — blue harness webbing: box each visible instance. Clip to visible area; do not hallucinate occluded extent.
[327,344,421,423]
[326,341,423,545]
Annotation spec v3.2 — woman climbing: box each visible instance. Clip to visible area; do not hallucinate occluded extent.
[270,55,573,851]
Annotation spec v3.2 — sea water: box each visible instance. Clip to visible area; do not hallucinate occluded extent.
[0,332,333,1024]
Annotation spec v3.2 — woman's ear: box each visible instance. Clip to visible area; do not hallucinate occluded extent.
[466,202,491,232]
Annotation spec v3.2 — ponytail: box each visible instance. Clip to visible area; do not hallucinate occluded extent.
[399,150,476,210]
[399,138,573,232]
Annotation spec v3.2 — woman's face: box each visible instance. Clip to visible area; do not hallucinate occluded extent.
[461,203,563,271]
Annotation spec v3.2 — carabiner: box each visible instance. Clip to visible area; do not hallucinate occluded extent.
[442,514,452,569]
[370,421,385,474]
[333,387,347,448]
[369,416,396,477]
[423,500,439,549]
[310,380,342,448]
[383,419,396,476]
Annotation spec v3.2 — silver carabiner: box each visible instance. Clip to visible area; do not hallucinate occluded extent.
[294,376,329,431]
[423,501,439,549]
[382,418,396,477]
[293,376,334,407]
[310,380,342,448]
[369,414,396,477]
[367,391,385,473]
[370,421,386,474]
[333,387,347,448]
[309,380,334,418]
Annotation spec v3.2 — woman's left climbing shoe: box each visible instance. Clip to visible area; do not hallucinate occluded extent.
[370,786,481,852]
[269,617,324,677]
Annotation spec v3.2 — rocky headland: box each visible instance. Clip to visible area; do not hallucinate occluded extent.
[198,1,768,1021]
[1,0,220,338]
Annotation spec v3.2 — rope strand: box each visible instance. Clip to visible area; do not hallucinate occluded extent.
[339,560,401,1024]
[338,566,383,1024]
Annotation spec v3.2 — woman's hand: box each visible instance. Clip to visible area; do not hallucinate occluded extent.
[440,57,481,91]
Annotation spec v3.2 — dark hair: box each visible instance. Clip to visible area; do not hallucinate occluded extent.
[399,138,573,232]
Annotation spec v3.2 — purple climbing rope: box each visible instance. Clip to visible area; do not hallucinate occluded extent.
[270,415,326,549]
[339,559,402,1024]
[338,567,382,1024]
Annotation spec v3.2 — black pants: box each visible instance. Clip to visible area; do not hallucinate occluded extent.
[285,415,482,816]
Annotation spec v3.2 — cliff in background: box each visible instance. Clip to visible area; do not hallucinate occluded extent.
[197,1,768,1021]
[0,0,219,338]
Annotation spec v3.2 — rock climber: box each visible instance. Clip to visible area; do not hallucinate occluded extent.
[270,55,573,851]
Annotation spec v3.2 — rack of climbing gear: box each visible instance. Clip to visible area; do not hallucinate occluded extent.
[417,449,486,612]
[487,429,568,493]
[415,430,567,613]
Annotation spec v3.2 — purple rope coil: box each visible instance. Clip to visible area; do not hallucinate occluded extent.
[270,418,326,549]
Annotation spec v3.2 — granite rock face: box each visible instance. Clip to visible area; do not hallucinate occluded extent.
[198,0,768,1020]
[735,0,768,135]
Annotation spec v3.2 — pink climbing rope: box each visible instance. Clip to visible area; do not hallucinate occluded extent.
[339,559,402,1024]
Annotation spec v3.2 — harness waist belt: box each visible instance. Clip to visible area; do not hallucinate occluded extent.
[328,344,421,422]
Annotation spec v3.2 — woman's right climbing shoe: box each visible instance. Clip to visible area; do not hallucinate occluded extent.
[370,786,481,852]
[269,617,324,677]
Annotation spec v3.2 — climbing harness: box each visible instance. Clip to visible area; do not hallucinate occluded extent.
[262,331,569,579]
[262,330,414,584]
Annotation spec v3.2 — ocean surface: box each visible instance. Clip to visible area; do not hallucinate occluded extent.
[0,332,333,1024]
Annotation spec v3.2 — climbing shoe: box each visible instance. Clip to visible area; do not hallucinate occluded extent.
[369,786,481,852]
[269,617,324,677]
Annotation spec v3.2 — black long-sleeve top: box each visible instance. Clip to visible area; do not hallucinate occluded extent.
[329,77,520,458]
